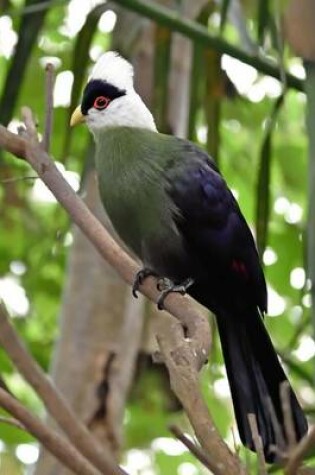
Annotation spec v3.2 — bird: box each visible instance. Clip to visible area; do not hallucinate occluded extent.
[70,51,307,462]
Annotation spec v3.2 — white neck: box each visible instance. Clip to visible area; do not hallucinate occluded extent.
[113,92,157,130]
[87,91,157,137]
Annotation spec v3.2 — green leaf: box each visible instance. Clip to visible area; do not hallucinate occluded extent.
[220,0,230,33]
[153,26,171,133]
[256,94,285,259]
[0,0,52,127]
[257,0,270,45]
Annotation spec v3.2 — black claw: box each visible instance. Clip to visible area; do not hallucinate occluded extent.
[156,277,194,310]
[157,289,173,310]
[132,268,158,297]
[157,291,167,310]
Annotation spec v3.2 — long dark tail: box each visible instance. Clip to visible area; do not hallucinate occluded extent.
[216,308,308,463]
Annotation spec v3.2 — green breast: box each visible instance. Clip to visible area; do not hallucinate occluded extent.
[94,127,177,257]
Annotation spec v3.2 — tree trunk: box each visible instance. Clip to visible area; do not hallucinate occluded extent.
[33,166,139,474]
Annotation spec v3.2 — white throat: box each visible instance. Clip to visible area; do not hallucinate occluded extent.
[121,92,157,131]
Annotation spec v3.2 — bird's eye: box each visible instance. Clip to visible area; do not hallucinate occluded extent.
[93,96,110,110]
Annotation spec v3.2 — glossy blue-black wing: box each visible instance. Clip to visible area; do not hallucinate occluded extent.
[164,139,267,313]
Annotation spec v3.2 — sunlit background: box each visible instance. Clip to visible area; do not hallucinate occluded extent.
[0,0,314,474]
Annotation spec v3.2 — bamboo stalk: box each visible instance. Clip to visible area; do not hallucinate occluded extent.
[304,60,315,377]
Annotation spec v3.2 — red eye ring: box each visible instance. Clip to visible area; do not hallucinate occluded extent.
[93,96,110,110]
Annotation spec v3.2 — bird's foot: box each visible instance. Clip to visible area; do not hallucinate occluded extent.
[132,268,158,297]
[156,277,173,292]
[157,277,194,310]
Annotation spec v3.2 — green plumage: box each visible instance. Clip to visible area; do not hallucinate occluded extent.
[95,127,183,269]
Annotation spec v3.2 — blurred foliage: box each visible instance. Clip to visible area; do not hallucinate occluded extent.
[0,0,314,474]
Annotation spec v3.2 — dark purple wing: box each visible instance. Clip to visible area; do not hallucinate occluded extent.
[164,139,267,314]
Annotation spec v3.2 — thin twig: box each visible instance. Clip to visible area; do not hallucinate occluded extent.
[0,415,26,431]
[280,381,297,450]
[279,352,314,386]
[248,414,267,475]
[0,388,100,475]
[266,396,286,458]
[0,301,126,475]
[286,317,310,351]
[21,107,38,142]
[8,0,67,16]
[169,424,218,472]
[42,63,55,153]
[1,175,38,184]
[285,427,315,475]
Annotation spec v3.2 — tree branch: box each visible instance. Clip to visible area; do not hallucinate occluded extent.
[280,382,297,451]
[156,315,242,475]
[248,414,267,475]
[42,63,55,153]
[169,423,220,472]
[0,301,126,475]
[285,427,315,475]
[0,415,26,431]
[0,125,26,159]
[21,106,38,142]
[0,387,101,475]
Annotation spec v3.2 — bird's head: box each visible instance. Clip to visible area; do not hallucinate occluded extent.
[70,51,156,134]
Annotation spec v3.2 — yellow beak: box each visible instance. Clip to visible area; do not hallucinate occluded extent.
[70,106,85,127]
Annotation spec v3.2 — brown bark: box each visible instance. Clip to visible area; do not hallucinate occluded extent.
[284,0,315,61]
[0,383,100,475]
[34,169,131,475]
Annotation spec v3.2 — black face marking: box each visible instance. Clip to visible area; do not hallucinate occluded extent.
[81,79,126,115]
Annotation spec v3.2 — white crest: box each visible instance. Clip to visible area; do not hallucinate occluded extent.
[85,51,157,133]
[90,51,134,91]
